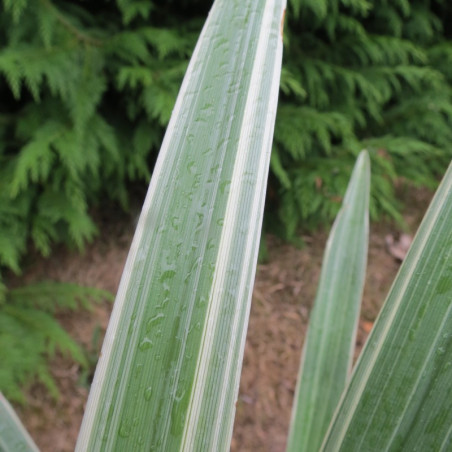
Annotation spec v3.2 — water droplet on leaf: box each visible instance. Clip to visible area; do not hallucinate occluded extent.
[118,421,132,438]
[144,387,153,401]
[139,337,153,351]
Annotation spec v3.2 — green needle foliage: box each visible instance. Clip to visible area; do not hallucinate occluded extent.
[0,282,112,403]
[272,0,452,237]
[0,0,202,273]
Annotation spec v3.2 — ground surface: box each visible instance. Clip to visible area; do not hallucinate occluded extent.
[11,187,431,452]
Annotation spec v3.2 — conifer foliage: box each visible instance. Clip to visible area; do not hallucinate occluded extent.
[0,0,202,275]
[1,0,452,267]
[274,0,452,236]
[0,282,112,402]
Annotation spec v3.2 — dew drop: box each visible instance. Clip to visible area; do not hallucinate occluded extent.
[146,313,165,332]
[174,389,186,403]
[118,421,132,438]
[201,102,213,111]
[187,161,196,174]
[220,180,231,194]
[139,337,153,351]
[192,176,201,189]
[144,387,153,401]
[134,363,144,379]
[156,297,170,309]
[196,212,204,228]
[206,238,215,250]
[171,216,180,230]
[159,269,176,284]
[157,225,167,234]
[197,296,207,308]
[210,164,220,174]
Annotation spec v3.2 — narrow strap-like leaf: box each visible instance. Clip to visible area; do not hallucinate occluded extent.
[76,0,286,451]
[322,161,452,451]
[0,393,39,452]
[287,151,370,452]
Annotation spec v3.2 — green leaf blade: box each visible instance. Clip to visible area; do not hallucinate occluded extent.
[0,392,39,452]
[322,162,452,451]
[76,1,286,451]
[287,150,370,452]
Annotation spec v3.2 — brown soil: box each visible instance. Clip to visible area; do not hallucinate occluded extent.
[10,187,432,452]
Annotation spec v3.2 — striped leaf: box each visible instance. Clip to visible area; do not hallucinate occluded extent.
[76,1,286,451]
[287,151,370,452]
[0,392,39,452]
[322,161,452,451]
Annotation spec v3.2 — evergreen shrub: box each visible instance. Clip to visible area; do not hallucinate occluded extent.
[1,0,451,267]
[273,0,452,237]
[0,282,112,402]
[0,0,203,274]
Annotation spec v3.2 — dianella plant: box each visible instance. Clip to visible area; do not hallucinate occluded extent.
[76,0,286,450]
[288,156,452,452]
[0,393,39,452]
[287,150,370,452]
[1,1,452,451]
[321,160,452,451]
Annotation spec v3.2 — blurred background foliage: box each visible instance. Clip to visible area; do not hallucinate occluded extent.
[1,0,452,272]
[0,0,451,400]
